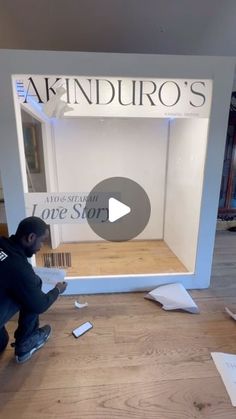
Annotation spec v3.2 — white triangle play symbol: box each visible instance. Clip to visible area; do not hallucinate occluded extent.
[108,197,131,223]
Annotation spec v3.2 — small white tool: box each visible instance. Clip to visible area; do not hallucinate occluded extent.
[75,300,88,309]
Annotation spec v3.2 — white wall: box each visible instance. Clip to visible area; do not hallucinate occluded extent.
[53,117,168,242]
[164,119,209,271]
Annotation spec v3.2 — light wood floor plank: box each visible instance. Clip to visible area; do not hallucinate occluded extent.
[0,378,236,419]
[0,230,236,417]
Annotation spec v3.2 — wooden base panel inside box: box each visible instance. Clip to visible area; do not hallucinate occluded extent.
[36,239,188,276]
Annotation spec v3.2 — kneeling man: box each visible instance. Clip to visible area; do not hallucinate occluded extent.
[0,217,67,363]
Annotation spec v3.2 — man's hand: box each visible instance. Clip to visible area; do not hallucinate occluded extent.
[55,281,68,294]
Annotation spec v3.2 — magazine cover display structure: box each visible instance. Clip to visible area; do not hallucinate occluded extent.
[0,51,234,294]
[14,75,210,276]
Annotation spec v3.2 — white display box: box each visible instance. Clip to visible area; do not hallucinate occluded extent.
[0,50,235,294]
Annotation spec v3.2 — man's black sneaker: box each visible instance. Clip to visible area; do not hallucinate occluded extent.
[15,325,51,364]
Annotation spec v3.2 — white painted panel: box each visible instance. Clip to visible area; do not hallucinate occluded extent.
[164,119,209,271]
[53,118,168,242]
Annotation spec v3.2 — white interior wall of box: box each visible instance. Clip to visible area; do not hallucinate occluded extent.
[52,117,208,273]
[0,50,235,293]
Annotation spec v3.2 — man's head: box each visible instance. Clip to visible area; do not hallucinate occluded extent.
[15,217,49,257]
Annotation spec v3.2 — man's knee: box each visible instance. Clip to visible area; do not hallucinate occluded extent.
[0,327,9,352]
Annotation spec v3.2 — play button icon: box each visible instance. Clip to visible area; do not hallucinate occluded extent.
[108,198,131,222]
[85,177,151,242]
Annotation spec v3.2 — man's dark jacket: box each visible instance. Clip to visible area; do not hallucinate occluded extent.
[0,235,59,314]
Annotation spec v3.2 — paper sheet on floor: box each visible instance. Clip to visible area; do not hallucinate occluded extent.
[145,282,199,314]
[34,267,66,284]
[211,352,236,407]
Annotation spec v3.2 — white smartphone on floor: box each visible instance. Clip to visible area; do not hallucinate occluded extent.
[72,321,93,338]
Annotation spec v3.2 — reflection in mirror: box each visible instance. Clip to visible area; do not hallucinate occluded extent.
[0,170,8,237]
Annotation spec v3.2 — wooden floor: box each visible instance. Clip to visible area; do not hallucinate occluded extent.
[36,240,188,276]
[1,230,236,418]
